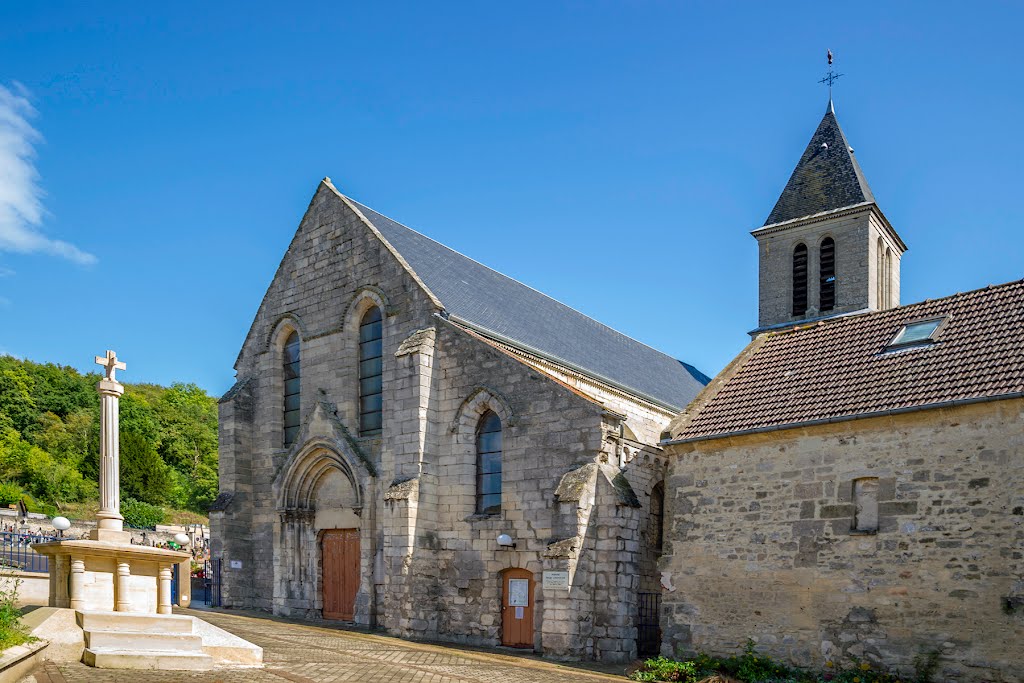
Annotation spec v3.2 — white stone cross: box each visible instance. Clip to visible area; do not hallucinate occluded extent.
[95,349,127,383]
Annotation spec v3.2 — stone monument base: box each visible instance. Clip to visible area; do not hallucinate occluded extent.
[32,539,189,615]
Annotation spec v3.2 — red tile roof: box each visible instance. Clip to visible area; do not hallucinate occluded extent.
[670,279,1024,442]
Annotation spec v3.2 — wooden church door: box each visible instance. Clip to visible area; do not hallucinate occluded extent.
[501,568,534,648]
[321,529,359,620]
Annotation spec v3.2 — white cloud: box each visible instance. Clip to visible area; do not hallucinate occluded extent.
[0,83,96,265]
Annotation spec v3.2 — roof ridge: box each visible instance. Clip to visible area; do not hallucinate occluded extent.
[764,277,1024,338]
[348,198,690,366]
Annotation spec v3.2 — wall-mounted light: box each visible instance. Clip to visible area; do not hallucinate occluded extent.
[52,516,71,539]
[496,533,516,549]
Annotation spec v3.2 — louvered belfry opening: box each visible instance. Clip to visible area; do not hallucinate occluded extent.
[820,237,836,311]
[792,243,808,316]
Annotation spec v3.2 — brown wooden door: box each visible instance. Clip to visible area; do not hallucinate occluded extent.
[501,568,534,648]
[321,529,359,621]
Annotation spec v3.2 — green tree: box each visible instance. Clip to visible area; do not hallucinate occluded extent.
[0,366,36,434]
[120,432,170,505]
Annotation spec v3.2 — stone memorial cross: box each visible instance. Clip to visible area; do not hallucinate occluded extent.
[92,350,128,541]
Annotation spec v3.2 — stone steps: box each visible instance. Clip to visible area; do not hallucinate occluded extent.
[82,649,213,670]
[78,610,213,670]
[85,630,204,652]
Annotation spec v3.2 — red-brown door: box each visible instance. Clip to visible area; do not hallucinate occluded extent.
[501,568,534,648]
[321,529,359,621]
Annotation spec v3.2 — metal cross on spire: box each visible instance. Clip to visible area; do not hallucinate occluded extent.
[819,49,843,96]
[95,349,127,383]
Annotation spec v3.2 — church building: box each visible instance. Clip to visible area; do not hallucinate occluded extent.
[659,99,1023,682]
[210,180,709,661]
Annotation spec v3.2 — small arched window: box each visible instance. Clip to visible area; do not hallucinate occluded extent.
[283,331,301,447]
[819,237,836,312]
[358,306,383,435]
[792,243,808,316]
[650,482,665,552]
[476,411,502,515]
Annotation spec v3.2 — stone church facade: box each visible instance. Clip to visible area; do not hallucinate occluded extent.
[210,181,708,661]
[660,100,1023,682]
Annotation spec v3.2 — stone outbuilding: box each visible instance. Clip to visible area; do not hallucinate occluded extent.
[210,180,708,661]
[658,98,1024,682]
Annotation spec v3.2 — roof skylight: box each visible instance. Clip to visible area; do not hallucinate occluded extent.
[888,318,945,348]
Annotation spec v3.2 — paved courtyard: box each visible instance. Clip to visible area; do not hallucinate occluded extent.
[23,607,629,683]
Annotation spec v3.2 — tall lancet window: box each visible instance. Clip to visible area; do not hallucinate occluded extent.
[792,243,808,316]
[283,331,301,447]
[476,411,502,515]
[358,306,383,435]
[819,237,836,312]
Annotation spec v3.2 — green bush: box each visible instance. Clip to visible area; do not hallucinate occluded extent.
[0,481,25,508]
[0,570,31,650]
[122,498,165,528]
[630,656,699,682]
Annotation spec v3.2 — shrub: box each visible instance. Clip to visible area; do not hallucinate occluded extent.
[630,656,700,682]
[122,498,165,528]
[0,569,31,650]
[0,481,25,508]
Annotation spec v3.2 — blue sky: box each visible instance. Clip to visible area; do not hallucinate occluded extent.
[1,2,1021,396]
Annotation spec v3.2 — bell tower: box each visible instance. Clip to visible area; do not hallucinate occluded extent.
[752,97,907,334]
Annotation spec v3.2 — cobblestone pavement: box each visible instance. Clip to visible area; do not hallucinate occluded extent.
[23,607,629,683]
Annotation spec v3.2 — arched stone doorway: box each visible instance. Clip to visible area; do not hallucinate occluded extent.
[274,440,372,623]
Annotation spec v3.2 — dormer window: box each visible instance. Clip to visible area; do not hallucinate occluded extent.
[888,317,945,348]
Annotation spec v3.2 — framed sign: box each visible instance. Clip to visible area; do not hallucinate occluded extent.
[508,578,530,607]
[230,560,243,569]
[543,571,569,589]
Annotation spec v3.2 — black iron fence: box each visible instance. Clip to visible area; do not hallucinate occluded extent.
[0,531,58,573]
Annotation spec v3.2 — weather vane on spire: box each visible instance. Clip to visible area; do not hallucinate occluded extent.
[819,49,843,96]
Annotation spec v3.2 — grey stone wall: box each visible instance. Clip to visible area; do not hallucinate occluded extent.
[660,398,1024,683]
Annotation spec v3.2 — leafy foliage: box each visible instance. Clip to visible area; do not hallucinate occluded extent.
[0,570,31,650]
[629,641,923,683]
[0,355,217,518]
[122,498,166,528]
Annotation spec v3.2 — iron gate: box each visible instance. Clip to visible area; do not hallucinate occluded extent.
[204,558,222,607]
[636,592,662,657]
[171,563,179,605]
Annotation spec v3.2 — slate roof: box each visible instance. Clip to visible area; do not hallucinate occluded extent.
[764,101,876,226]
[669,279,1024,442]
[349,199,710,410]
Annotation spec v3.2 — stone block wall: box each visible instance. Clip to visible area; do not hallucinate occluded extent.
[660,398,1024,682]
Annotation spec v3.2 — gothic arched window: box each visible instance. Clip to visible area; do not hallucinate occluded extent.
[358,306,383,436]
[283,331,301,447]
[819,237,836,312]
[792,243,808,316]
[475,411,502,515]
[650,482,665,552]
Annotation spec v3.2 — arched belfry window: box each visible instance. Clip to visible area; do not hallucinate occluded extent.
[283,331,301,447]
[876,238,885,308]
[358,306,383,435]
[476,411,502,515]
[792,243,808,316]
[819,237,836,312]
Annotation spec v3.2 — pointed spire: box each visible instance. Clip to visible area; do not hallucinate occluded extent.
[763,105,874,226]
